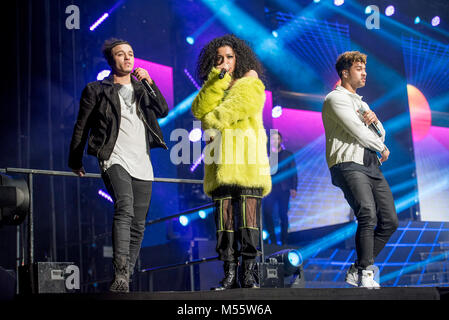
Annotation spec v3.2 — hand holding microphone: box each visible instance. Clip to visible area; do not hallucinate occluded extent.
[132,67,156,98]
[217,62,230,79]
[132,67,152,83]
[358,105,382,137]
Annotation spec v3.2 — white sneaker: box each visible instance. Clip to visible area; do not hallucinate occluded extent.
[345,263,359,287]
[358,269,381,289]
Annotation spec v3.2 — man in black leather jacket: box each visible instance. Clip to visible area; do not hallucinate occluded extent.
[68,38,168,292]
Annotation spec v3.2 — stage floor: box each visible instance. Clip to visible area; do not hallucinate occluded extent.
[15,287,449,301]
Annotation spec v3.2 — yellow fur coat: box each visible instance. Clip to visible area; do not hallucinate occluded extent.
[191,67,272,197]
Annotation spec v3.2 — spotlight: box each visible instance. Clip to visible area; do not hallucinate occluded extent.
[98,189,113,203]
[89,13,109,31]
[313,0,320,3]
[334,0,344,6]
[189,128,202,142]
[265,249,304,288]
[431,16,440,27]
[179,215,189,226]
[414,16,421,24]
[97,70,111,81]
[198,210,207,219]
[385,5,395,16]
[272,30,278,38]
[186,36,195,45]
[262,230,269,241]
[0,174,30,227]
[190,153,205,172]
[272,105,283,118]
[268,249,303,275]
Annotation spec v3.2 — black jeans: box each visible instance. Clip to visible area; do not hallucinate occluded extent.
[263,188,290,245]
[331,169,398,269]
[101,164,152,275]
[211,186,263,263]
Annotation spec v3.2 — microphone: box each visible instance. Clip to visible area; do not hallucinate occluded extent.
[218,68,227,79]
[141,78,157,99]
[132,70,157,99]
[359,105,382,137]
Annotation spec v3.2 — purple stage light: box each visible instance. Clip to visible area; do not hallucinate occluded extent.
[431,16,440,27]
[190,153,205,172]
[184,68,201,90]
[98,189,113,203]
[89,13,109,31]
[385,5,395,17]
[97,70,111,81]
[134,58,174,111]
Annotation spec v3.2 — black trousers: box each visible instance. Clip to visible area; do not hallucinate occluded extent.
[331,169,398,269]
[101,164,152,275]
[211,186,263,263]
[263,188,290,245]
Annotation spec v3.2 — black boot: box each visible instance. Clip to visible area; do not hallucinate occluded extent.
[110,255,129,293]
[242,259,259,289]
[214,261,240,290]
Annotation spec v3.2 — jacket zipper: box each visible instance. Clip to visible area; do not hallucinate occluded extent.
[136,91,168,149]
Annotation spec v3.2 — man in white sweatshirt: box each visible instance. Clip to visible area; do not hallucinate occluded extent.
[322,51,398,288]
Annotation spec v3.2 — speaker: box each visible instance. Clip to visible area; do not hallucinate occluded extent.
[19,262,80,294]
[257,261,284,288]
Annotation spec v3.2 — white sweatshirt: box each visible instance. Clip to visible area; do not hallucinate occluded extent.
[322,86,386,169]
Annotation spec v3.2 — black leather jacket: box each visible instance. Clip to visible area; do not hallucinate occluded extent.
[68,75,168,170]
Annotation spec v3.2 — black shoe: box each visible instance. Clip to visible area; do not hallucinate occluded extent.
[213,261,240,290]
[242,260,259,289]
[110,255,130,293]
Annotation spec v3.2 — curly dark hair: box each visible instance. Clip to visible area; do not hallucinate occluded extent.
[335,51,367,79]
[196,34,264,84]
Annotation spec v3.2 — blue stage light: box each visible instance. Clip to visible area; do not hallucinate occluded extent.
[267,249,303,275]
[287,250,302,267]
[334,0,344,6]
[313,0,320,3]
[414,16,421,24]
[272,105,283,118]
[179,215,189,226]
[431,16,440,27]
[272,30,278,38]
[262,230,269,240]
[97,70,111,81]
[198,210,207,219]
[385,5,395,17]
[186,36,195,45]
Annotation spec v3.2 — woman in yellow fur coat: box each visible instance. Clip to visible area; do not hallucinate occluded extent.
[191,34,271,289]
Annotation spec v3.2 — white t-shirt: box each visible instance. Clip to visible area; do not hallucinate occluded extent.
[101,83,154,181]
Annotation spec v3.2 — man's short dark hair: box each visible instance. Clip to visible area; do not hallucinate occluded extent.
[102,38,131,67]
[335,51,367,79]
